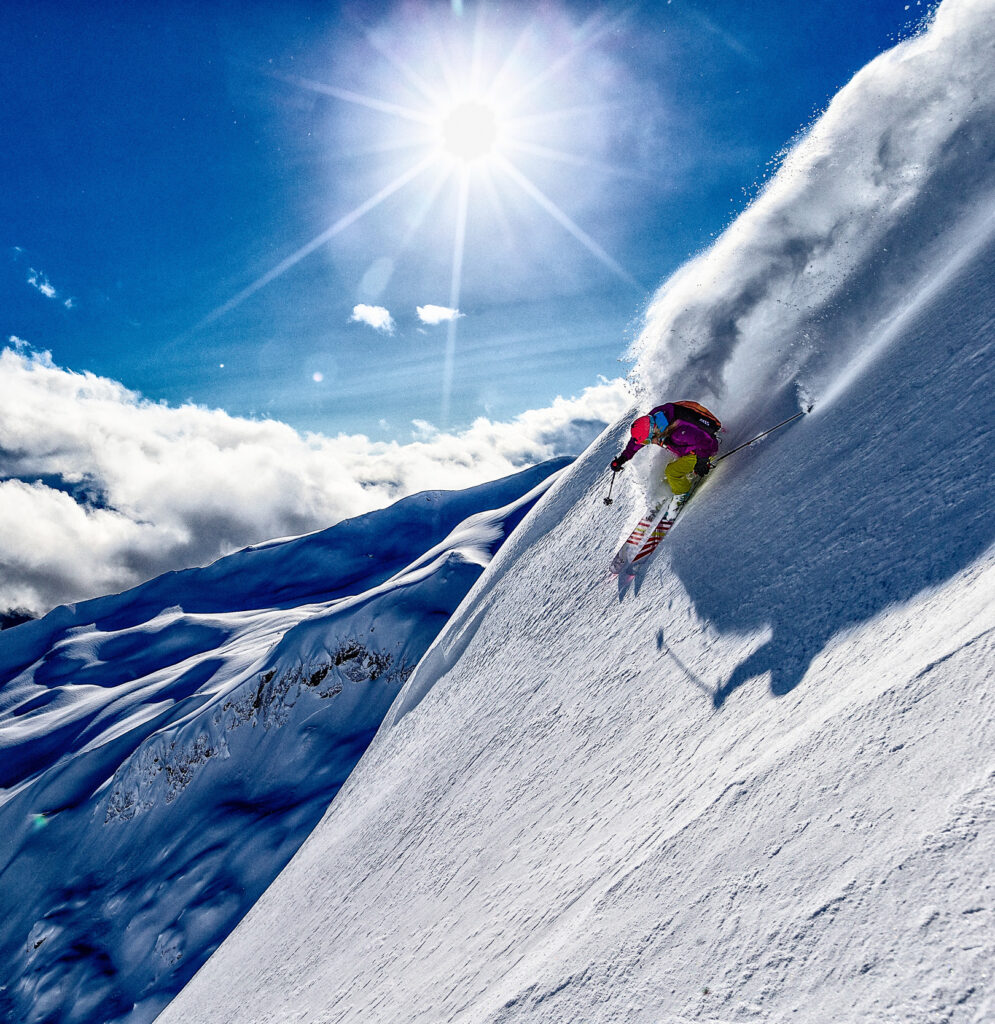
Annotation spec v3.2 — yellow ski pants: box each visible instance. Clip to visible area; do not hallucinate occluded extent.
[664,453,699,495]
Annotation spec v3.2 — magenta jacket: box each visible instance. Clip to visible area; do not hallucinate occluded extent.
[617,403,720,465]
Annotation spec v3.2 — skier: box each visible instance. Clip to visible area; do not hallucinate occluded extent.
[610,401,722,495]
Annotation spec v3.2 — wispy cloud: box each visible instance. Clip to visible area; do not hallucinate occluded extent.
[416,304,462,325]
[350,304,396,333]
[685,11,759,65]
[0,345,630,617]
[410,419,439,440]
[27,268,57,299]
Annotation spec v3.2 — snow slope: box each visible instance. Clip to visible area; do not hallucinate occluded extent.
[159,3,995,1022]
[0,459,568,1024]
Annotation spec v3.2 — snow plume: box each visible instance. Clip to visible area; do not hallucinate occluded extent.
[631,0,995,428]
[0,346,629,616]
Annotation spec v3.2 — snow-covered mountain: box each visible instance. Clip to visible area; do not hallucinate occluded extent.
[155,4,995,1023]
[2,1,993,1022]
[0,459,568,1024]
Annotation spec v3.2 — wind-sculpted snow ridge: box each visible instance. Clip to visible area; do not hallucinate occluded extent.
[632,0,995,436]
[158,2,993,1021]
[0,458,568,1024]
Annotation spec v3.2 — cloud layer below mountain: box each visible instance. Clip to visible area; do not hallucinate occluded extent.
[0,346,630,616]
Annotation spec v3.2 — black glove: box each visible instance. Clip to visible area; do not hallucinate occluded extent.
[695,456,711,476]
[610,458,625,473]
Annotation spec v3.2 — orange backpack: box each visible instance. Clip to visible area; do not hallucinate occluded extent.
[670,401,722,434]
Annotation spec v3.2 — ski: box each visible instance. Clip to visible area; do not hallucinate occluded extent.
[609,496,670,574]
[632,485,698,562]
[609,491,689,575]
[609,477,703,576]
[631,499,683,564]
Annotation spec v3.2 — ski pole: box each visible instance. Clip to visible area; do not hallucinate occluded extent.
[603,470,617,505]
[714,405,812,464]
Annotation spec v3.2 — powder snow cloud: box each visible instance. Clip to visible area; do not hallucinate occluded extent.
[631,0,995,427]
[0,346,630,616]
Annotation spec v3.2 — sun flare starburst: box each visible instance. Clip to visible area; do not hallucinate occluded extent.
[203,5,645,425]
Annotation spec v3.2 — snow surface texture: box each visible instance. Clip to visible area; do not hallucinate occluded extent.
[0,460,567,1024]
[160,3,994,1022]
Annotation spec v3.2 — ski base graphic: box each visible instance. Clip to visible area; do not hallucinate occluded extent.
[610,493,686,575]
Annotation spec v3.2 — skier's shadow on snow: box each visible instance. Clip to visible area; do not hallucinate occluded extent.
[662,238,995,708]
[655,626,713,698]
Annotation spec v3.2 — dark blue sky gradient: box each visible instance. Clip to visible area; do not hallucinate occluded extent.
[2,0,924,438]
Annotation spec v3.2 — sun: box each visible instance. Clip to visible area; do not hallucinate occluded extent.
[439,99,501,162]
[201,5,646,424]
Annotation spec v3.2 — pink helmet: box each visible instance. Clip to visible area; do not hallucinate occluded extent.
[630,415,652,445]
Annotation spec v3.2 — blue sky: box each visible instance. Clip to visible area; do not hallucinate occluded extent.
[2,0,922,440]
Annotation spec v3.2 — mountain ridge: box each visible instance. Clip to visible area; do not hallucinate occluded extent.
[0,458,569,1024]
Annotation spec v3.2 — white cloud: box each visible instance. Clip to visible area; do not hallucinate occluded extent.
[0,346,631,617]
[27,268,57,299]
[410,419,439,441]
[350,304,395,333]
[416,304,462,325]
[64,297,76,310]
[8,336,29,351]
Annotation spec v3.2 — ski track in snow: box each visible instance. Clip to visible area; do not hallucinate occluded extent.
[157,2,995,1021]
